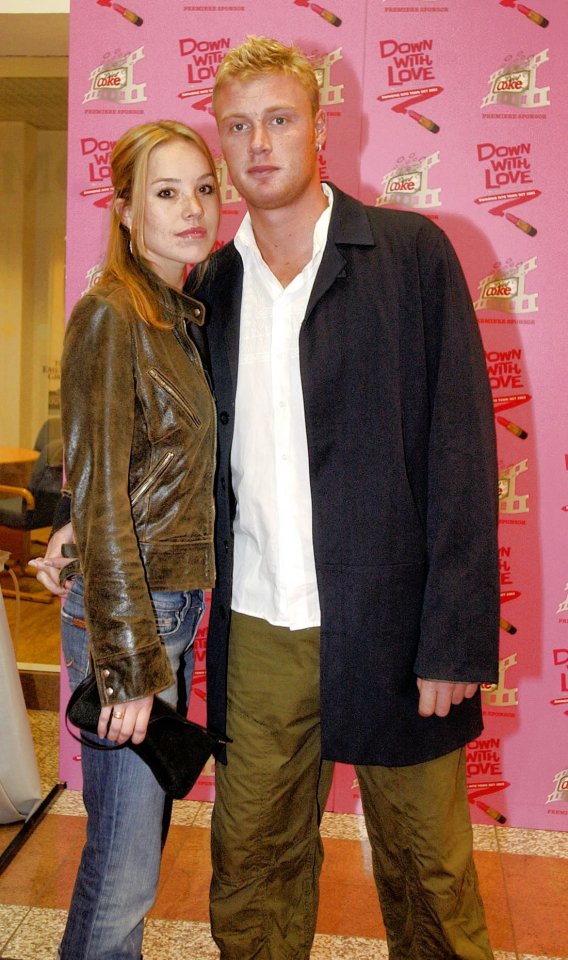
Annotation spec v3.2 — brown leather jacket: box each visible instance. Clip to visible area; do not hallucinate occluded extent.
[61,277,216,707]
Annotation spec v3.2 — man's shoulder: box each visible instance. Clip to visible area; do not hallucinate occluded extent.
[195,241,240,300]
[329,183,443,245]
[367,203,441,235]
[211,238,238,264]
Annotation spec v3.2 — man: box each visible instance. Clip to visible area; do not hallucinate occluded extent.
[199,36,499,960]
[38,34,499,960]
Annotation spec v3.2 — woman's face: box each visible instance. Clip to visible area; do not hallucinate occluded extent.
[140,137,220,288]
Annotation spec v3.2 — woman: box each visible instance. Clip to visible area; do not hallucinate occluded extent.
[34,120,220,960]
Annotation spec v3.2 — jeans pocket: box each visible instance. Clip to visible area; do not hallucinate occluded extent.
[151,594,183,638]
[151,591,205,709]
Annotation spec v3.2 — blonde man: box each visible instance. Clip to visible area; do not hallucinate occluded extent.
[201,36,498,960]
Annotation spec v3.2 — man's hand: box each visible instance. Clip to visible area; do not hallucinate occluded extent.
[416,678,479,718]
[98,696,154,744]
[28,522,76,597]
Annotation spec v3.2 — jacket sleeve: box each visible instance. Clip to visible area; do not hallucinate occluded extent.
[413,225,500,683]
[61,294,174,705]
[49,489,71,537]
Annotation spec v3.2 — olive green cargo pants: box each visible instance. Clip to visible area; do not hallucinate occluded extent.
[210,613,493,960]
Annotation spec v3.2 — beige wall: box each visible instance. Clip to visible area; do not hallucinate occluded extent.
[0,121,66,448]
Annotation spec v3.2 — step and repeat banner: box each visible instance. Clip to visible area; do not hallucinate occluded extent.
[60,0,567,831]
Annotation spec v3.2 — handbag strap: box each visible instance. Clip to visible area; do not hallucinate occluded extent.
[64,716,127,752]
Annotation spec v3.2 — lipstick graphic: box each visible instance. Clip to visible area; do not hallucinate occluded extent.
[517,3,549,27]
[500,0,549,26]
[505,213,537,237]
[468,781,509,825]
[500,617,517,634]
[407,109,440,134]
[481,190,540,235]
[496,416,528,439]
[381,87,443,134]
[475,800,507,824]
[294,1,342,26]
[96,0,143,26]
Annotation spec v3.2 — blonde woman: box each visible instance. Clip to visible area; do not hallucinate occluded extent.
[33,120,219,960]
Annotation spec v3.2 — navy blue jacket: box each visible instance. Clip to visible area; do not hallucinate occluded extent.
[196,184,499,766]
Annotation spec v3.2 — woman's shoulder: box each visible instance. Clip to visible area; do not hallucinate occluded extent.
[65,282,136,356]
[68,280,133,328]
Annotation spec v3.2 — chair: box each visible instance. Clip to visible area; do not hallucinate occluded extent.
[32,417,62,457]
[0,428,63,602]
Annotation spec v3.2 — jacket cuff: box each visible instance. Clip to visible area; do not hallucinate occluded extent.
[94,642,175,705]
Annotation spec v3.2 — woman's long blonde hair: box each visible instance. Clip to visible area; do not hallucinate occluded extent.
[99,120,218,328]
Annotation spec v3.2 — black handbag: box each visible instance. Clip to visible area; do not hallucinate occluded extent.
[66,673,227,799]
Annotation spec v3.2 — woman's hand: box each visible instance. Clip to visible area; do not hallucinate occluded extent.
[98,695,154,744]
[28,522,76,597]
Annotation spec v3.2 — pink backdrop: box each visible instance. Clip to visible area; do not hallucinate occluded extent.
[61,0,568,831]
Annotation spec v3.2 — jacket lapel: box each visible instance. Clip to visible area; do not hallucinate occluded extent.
[305,184,375,321]
[199,244,243,403]
[217,246,243,396]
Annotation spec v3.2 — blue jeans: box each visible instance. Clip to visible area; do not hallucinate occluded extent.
[59,577,205,960]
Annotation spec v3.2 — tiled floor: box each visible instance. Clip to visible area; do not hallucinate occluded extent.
[1,711,567,959]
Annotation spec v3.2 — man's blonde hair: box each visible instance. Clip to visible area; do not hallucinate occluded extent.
[213,36,320,117]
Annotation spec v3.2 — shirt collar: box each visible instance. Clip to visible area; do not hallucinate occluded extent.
[234,183,333,265]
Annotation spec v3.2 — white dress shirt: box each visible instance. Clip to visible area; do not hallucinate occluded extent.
[231,185,333,629]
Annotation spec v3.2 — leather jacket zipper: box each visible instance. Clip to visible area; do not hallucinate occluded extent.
[130,451,174,506]
[148,367,201,426]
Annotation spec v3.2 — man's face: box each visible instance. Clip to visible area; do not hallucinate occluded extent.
[214,73,326,213]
